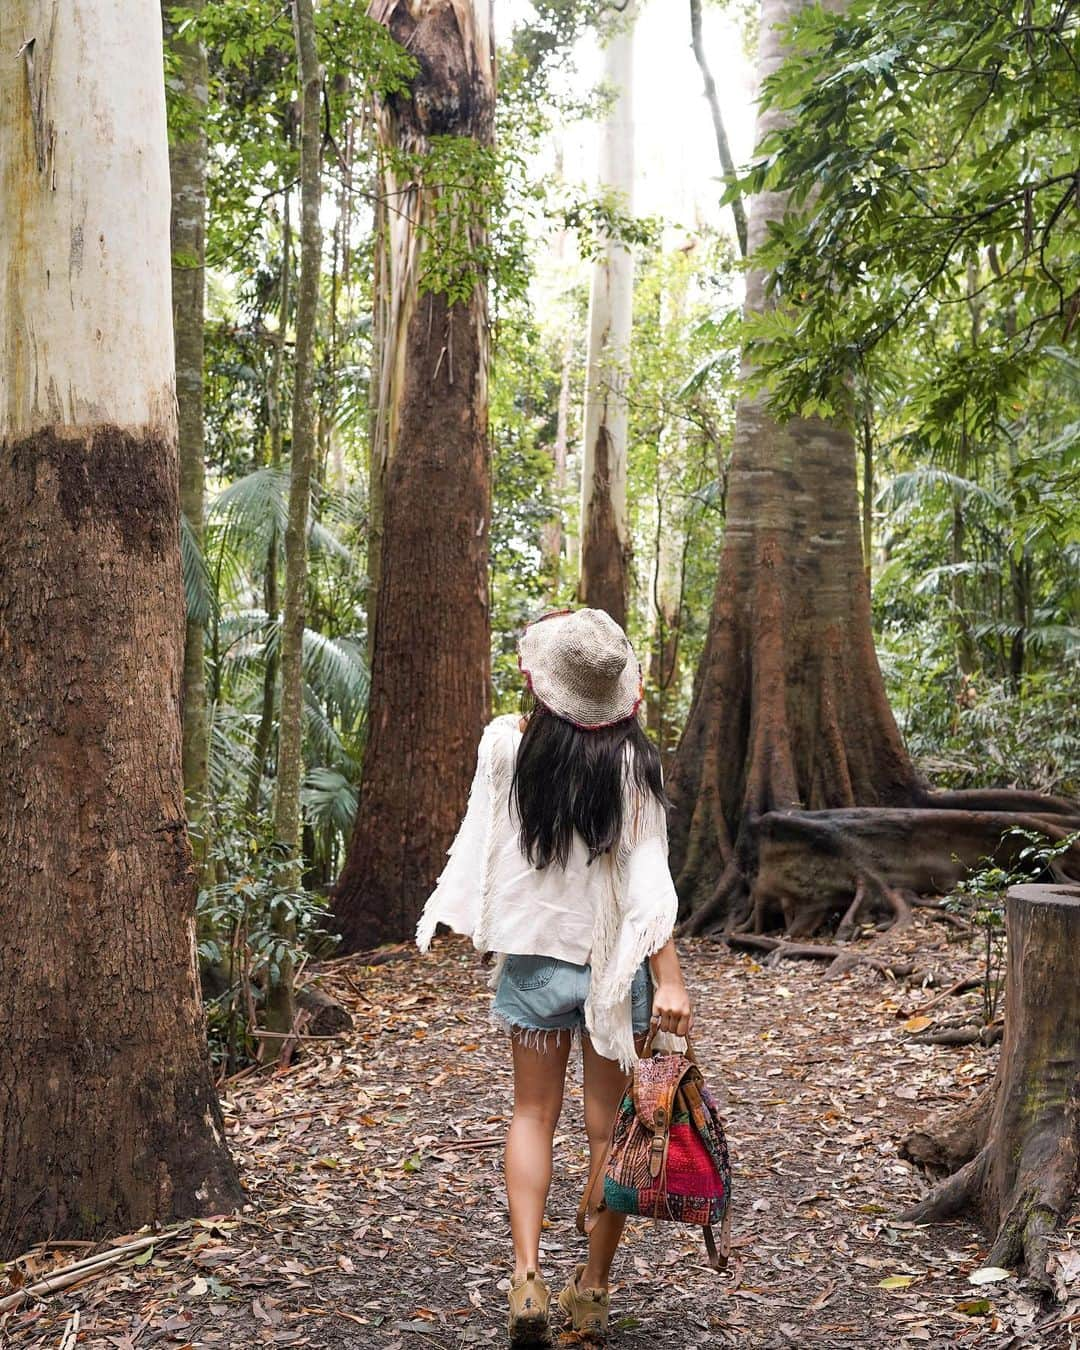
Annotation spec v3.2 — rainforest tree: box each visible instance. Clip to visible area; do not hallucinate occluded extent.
[668,0,1080,939]
[333,0,497,950]
[578,5,637,626]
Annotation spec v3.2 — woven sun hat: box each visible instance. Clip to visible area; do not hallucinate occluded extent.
[517,607,644,730]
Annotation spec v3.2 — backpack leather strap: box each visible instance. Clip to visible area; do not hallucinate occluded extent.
[576,1058,636,1235]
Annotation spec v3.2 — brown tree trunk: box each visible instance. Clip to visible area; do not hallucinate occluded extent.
[0,0,240,1249]
[331,0,494,951]
[165,0,211,878]
[667,0,1080,937]
[901,885,1080,1287]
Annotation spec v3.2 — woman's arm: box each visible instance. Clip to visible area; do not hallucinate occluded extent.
[648,939,692,1037]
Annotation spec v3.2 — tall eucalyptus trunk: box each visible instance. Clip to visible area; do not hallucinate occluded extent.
[578,6,636,627]
[164,0,212,873]
[265,0,323,1036]
[0,0,240,1246]
[333,0,494,951]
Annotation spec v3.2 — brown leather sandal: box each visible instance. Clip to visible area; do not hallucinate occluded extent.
[557,1264,610,1341]
[507,1268,552,1346]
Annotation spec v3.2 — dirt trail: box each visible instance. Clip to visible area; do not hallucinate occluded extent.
[4,924,1077,1349]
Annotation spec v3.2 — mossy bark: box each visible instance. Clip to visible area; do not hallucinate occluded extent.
[901,885,1080,1287]
[165,0,212,877]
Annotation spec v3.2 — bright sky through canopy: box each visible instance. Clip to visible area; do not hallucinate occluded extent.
[496,0,757,242]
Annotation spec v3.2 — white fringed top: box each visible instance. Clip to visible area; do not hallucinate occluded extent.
[416,713,679,1070]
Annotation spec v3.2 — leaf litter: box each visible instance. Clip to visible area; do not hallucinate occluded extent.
[2,918,1077,1349]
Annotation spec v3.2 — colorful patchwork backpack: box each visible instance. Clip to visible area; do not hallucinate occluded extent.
[577,1034,733,1270]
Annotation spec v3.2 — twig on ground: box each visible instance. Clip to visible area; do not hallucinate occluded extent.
[0,1229,187,1314]
[906,976,985,1016]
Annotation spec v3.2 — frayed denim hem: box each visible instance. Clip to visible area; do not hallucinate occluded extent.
[489,1008,579,1054]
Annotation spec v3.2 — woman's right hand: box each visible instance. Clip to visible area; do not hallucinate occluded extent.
[650,979,692,1038]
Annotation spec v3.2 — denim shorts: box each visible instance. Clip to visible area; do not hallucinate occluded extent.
[492,954,653,1045]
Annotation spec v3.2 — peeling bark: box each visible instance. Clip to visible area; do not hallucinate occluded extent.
[332,0,494,950]
[901,886,1080,1287]
[578,5,636,628]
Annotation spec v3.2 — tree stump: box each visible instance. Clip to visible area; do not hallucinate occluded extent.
[901,884,1080,1286]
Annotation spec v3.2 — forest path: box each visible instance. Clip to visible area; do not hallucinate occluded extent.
[6,925,1078,1350]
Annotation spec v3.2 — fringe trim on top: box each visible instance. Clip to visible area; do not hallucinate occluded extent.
[473,718,518,955]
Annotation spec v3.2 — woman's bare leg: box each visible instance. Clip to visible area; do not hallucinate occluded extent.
[579,1033,642,1289]
[506,1029,572,1279]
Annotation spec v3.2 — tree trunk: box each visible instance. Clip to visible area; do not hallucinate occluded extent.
[646,250,690,764]
[901,885,1080,1287]
[245,194,290,824]
[860,408,873,586]
[667,0,1080,937]
[165,0,212,878]
[0,0,240,1248]
[578,5,636,628]
[332,0,494,951]
[541,334,572,597]
[689,0,748,258]
[266,0,322,1036]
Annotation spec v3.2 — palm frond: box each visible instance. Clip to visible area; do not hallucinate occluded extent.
[209,467,290,558]
[181,515,214,626]
[302,767,358,838]
[876,466,1008,514]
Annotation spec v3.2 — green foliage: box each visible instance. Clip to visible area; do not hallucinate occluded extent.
[197,828,340,1070]
[739,0,1080,420]
[947,827,1080,1023]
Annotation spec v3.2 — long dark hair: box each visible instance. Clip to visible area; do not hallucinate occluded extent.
[510,692,669,869]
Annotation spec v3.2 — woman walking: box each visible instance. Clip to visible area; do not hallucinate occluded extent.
[417,608,692,1345]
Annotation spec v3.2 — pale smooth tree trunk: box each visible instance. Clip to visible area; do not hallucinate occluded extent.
[578,6,636,628]
[164,0,212,874]
[689,0,748,257]
[540,142,571,596]
[266,0,322,1036]
[0,0,240,1246]
[333,0,494,950]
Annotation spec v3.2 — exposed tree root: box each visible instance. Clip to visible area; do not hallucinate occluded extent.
[901,1084,992,1172]
[906,976,986,1018]
[720,932,917,980]
[679,803,1080,939]
[909,1023,1002,1047]
[899,885,1080,1286]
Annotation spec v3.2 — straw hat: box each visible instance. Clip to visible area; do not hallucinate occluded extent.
[517,607,644,730]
